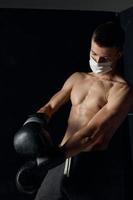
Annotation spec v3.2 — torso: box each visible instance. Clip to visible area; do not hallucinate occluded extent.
[61,72,128,145]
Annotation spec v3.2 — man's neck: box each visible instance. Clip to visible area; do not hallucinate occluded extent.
[91,68,121,82]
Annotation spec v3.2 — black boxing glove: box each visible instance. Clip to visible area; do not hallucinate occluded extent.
[16,146,66,194]
[13,113,52,158]
[16,160,42,194]
[23,113,49,127]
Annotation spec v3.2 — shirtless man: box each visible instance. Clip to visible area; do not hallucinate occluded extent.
[35,22,133,200]
[38,22,133,157]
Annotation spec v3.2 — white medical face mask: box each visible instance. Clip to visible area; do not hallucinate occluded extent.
[89,56,112,74]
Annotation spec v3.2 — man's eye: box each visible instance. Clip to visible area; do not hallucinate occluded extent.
[91,51,96,55]
[104,57,111,62]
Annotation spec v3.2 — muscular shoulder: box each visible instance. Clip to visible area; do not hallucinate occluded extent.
[107,80,133,110]
[65,72,85,84]
[109,78,131,94]
[62,72,85,91]
[69,72,85,79]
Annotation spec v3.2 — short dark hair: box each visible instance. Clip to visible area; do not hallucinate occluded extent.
[92,21,125,51]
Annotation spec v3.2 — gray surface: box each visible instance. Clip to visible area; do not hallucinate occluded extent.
[0,0,133,12]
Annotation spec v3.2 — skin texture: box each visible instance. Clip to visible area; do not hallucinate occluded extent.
[38,39,133,158]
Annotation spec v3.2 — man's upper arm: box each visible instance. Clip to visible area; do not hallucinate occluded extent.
[40,72,80,116]
[50,72,79,105]
[106,84,133,114]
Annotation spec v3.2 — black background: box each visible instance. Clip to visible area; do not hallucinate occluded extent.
[0,7,133,200]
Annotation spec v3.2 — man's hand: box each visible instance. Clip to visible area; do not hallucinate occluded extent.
[81,133,109,151]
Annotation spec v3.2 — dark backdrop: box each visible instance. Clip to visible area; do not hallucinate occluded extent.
[0,8,132,200]
[120,6,133,176]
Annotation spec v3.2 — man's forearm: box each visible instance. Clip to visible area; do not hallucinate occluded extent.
[37,103,54,119]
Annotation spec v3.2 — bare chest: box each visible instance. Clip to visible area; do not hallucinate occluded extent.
[70,79,109,110]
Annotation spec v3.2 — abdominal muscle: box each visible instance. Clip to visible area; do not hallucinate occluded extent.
[60,103,101,146]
